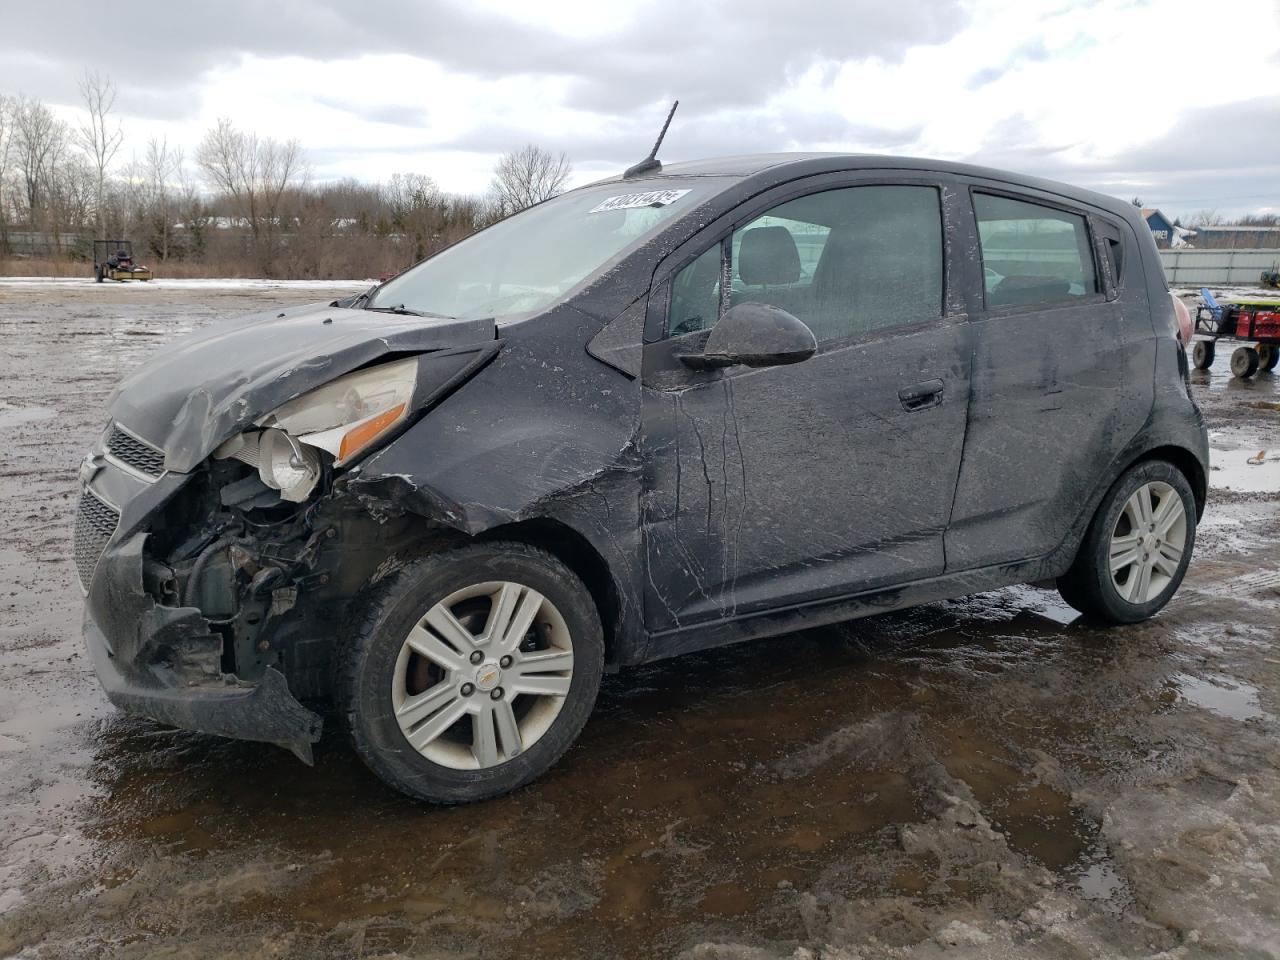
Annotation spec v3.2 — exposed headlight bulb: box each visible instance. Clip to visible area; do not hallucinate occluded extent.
[258,428,321,502]
[212,358,419,505]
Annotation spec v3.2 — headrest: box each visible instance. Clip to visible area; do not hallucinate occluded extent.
[738,226,800,286]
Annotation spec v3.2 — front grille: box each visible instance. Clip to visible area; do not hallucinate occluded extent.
[105,425,165,478]
[74,489,119,590]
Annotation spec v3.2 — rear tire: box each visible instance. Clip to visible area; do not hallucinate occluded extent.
[337,542,603,803]
[1058,460,1196,624]
[1230,346,1259,379]
[1191,340,1214,369]
[1257,343,1279,371]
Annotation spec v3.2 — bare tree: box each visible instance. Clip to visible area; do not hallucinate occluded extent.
[196,117,306,274]
[174,162,209,260]
[1188,209,1225,227]
[46,153,96,242]
[386,172,440,218]
[385,172,442,260]
[0,95,13,247]
[139,137,184,260]
[77,70,124,235]
[489,144,571,217]
[0,95,11,178]
[12,96,68,226]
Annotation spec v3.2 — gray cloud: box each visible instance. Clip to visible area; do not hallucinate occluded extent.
[1088,97,1280,177]
[556,0,968,113]
[4,1,1275,217]
[965,98,1280,217]
[1,0,966,121]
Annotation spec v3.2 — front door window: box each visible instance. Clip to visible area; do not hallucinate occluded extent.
[667,185,944,344]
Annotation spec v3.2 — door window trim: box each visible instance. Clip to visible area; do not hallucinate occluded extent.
[1088,214,1125,300]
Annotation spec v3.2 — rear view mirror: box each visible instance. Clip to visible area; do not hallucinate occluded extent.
[679,302,817,369]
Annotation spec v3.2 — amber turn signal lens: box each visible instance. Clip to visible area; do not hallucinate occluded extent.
[339,403,406,462]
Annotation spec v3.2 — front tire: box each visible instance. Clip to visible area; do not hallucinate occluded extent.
[338,542,603,803]
[1058,460,1196,624]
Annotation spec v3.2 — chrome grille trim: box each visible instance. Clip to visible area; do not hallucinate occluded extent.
[104,423,165,480]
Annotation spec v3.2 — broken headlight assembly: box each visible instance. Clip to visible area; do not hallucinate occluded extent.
[213,358,418,502]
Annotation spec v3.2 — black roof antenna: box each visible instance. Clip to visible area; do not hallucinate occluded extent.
[623,100,678,179]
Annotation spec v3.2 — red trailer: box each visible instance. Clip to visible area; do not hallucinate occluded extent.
[1191,290,1280,378]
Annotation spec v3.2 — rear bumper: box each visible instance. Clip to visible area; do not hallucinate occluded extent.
[81,463,322,762]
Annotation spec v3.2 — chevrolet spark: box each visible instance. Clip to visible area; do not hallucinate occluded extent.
[77,154,1207,802]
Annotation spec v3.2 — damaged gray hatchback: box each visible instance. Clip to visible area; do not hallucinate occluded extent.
[78,154,1208,803]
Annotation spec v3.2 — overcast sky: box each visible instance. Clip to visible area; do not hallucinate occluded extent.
[3,0,1278,218]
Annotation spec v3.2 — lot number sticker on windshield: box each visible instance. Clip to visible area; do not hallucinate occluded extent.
[589,189,691,213]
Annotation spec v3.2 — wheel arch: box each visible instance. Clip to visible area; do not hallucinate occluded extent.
[1046,436,1207,581]
[1131,444,1207,519]
[475,517,632,669]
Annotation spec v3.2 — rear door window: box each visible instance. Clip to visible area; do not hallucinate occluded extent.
[974,193,1098,308]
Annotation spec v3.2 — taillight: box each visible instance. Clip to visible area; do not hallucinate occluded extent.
[1170,294,1193,344]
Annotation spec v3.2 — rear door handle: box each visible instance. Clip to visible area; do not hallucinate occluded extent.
[898,378,944,411]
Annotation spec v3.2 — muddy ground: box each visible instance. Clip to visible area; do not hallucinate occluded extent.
[0,280,1277,960]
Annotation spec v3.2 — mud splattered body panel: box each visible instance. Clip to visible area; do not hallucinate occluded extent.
[641,321,973,631]
[74,152,1208,757]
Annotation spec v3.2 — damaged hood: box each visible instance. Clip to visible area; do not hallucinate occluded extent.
[108,302,496,473]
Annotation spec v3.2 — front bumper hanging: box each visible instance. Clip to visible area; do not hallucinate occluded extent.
[82,525,323,763]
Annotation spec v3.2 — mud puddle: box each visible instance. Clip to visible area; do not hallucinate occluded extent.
[1172,672,1269,721]
[2,285,1279,958]
[1208,427,1280,494]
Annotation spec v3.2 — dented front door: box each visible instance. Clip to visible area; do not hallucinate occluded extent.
[640,325,971,634]
[638,176,975,635]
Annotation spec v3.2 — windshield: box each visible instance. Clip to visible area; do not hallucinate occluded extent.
[368,179,719,321]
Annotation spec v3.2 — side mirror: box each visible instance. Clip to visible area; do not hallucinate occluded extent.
[679,302,817,370]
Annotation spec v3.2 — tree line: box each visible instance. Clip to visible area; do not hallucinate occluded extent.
[0,73,573,278]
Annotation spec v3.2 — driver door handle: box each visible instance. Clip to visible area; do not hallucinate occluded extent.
[898,378,944,411]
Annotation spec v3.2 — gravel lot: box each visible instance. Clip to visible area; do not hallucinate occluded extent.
[0,280,1277,959]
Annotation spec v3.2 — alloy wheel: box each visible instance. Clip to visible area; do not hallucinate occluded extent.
[391,581,574,769]
[1108,481,1187,604]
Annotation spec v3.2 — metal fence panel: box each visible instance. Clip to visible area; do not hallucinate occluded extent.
[1160,248,1280,285]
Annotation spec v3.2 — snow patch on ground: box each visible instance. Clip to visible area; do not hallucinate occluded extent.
[0,276,370,290]
[1172,286,1280,300]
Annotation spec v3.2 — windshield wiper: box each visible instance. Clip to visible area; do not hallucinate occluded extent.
[364,303,454,319]
[331,284,378,309]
